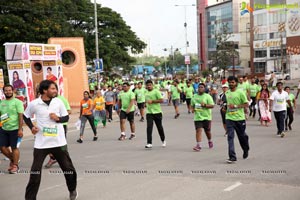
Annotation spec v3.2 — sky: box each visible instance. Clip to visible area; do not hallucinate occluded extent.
[96,0,198,56]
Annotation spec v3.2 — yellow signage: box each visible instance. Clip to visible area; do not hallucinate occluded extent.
[29,45,43,55]
[0,69,4,88]
[44,46,56,51]
[43,61,56,66]
[8,63,23,70]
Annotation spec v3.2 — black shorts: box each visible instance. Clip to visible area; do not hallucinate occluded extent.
[0,128,19,148]
[220,109,226,125]
[186,98,191,106]
[120,110,135,122]
[172,99,180,106]
[137,102,145,109]
[194,120,211,132]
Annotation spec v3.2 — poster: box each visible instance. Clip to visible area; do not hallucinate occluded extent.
[286,0,300,37]
[42,60,64,96]
[0,69,5,100]
[7,61,33,109]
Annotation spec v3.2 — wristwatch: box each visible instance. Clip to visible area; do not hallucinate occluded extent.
[234,105,238,108]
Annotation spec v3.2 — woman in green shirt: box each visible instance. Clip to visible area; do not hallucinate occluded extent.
[284,86,296,131]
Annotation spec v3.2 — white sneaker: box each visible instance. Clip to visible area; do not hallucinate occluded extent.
[162,141,166,148]
[145,144,152,149]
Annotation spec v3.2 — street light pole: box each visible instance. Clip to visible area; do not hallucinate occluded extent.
[94,0,100,85]
[175,4,195,79]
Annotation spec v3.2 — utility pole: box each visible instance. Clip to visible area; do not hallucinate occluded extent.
[94,0,100,85]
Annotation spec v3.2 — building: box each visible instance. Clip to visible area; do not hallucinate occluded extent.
[250,0,300,79]
[197,0,251,76]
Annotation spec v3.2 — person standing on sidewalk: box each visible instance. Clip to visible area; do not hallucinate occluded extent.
[225,76,250,163]
[117,82,136,141]
[144,80,166,149]
[191,83,215,151]
[77,91,98,143]
[45,86,72,168]
[23,80,78,200]
[104,86,115,122]
[284,86,296,131]
[134,82,146,122]
[0,85,24,174]
[171,79,181,119]
[269,82,292,137]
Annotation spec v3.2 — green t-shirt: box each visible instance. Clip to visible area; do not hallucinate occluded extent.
[249,84,259,97]
[171,85,181,100]
[145,89,163,114]
[57,95,71,125]
[0,98,24,131]
[225,89,248,121]
[118,90,135,112]
[134,88,146,103]
[191,93,214,121]
[185,86,194,99]
[89,82,96,90]
[237,82,249,95]
[288,93,295,108]
[154,84,161,90]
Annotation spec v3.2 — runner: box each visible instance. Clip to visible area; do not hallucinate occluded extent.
[77,91,98,143]
[257,83,272,126]
[0,85,24,174]
[191,83,215,151]
[94,90,107,128]
[269,82,292,137]
[171,80,181,119]
[134,81,146,122]
[144,80,166,149]
[225,76,249,163]
[249,78,260,118]
[184,81,194,114]
[23,80,77,200]
[104,86,115,122]
[117,82,136,141]
[284,86,296,131]
[218,84,228,136]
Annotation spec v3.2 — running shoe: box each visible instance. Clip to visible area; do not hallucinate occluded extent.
[208,141,213,149]
[76,138,83,143]
[174,113,180,119]
[162,141,166,148]
[129,134,136,140]
[243,150,249,159]
[45,159,57,168]
[139,118,144,122]
[280,132,285,138]
[8,161,14,172]
[226,158,237,164]
[118,135,126,141]
[288,125,292,131]
[193,145,201,152]
[9,164,19,174]
[69,190,78,200]
[145,144,152,149]
[93,136,98,141]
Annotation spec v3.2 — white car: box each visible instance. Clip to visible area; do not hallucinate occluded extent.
[265,72,290,80]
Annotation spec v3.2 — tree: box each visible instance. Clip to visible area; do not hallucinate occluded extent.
[209,23,239,77]
[0,0,146,74]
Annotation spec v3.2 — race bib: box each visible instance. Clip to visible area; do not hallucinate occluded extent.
[96,102,101,106]
[0,113,10,123]
[195,103,203,111]
[276,99,284,104]
[82,103,88,108]
[228,108,238,115]
[43,125,58,137]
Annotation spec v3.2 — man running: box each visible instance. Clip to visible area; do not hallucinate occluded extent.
[117,82,136,140]
[144,80,166,148]
[184,81,194,114]
[269,82,292,137]
[23,80,77,200]
[0,85,24,174]
[134,82,146,122]
[171,80,181,119]
[225,76,249,163]
[218,84,228,136]
[191,83,214,151]
[249,78,260,118]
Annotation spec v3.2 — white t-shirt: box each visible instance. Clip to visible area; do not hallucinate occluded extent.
[270,90,290,112]
[165,85,171,92]
[24,97,68,149]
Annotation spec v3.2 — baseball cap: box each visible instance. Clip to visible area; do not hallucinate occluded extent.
[222,84,229,88]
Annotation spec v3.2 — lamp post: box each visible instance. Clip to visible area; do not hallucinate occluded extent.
[175,4,196,79]
[163,46,179,76]
[94,0,100,85]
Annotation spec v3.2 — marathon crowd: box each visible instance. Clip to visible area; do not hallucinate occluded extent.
[0,74,299,200]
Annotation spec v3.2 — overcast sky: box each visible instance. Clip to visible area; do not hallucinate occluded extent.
[96,0,198,56]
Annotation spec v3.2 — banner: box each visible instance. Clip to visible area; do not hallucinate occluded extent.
[94,58,103,72]
[42,61,64,96]
[0,69,5,100]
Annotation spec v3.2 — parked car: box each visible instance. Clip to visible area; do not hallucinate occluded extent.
[265,72,290,80]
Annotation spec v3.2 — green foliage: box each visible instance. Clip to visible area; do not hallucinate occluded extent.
[201,69,211,78]
[209,23,239,76]
[0,0,146,72]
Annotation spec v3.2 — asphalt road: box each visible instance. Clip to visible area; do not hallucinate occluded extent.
[1,101,300,200]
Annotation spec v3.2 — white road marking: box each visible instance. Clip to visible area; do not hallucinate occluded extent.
[224,182,242,192]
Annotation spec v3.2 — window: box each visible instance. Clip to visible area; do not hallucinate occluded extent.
[255,50,267,58]
[254,62,266,73]
[254,13,267,26]
[254,33,267,41]
[270,48,286,57]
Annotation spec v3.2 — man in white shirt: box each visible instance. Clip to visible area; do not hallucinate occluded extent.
[23,80,78,200]
[269,82,292,138]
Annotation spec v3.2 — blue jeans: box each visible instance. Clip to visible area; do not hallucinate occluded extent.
[226,120,249,160]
